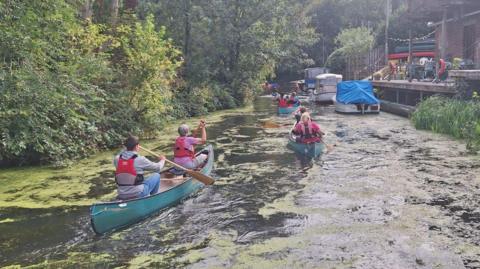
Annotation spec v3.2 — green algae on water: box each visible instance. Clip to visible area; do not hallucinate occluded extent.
[0,106,253,209]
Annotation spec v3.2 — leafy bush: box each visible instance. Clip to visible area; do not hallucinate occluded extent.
[412,96,480,153]
[0,0,112,165]
[0,2,181,166]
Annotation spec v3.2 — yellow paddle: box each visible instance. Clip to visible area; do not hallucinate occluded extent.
[139,146,215,185]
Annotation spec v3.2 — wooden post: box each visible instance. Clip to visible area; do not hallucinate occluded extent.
[385,0,390,66]
[440,5,447,59]
[408,30,413,65]
[408,29,413,81]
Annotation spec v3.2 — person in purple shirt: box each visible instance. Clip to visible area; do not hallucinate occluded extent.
[173,120,208,169]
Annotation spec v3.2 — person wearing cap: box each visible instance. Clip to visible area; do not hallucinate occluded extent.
[173,120,208,169]
[114,135,166,200]
[293,112,324,143]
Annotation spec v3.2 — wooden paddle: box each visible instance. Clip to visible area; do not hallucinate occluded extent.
[319,140,335,154]
[261,120,281,129]
[139,146,215,185]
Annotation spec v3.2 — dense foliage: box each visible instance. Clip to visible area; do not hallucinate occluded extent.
[0,0,316,165]
[0,1,180,165]
[412,97,480,153]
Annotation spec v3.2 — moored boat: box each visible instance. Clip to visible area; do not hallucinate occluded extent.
[287,129,324,158]
[334,80,380,114]
[90,145,215,234]
[312,73,343,104]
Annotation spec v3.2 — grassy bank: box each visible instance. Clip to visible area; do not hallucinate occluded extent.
[411,96,480,153]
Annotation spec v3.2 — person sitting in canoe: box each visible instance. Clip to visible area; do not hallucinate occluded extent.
[114,135,166,200]
[294,106,307,123]
[276,93,288,108]
[287,92,300,107]
[173,120,208,170]
[293,112,324,144]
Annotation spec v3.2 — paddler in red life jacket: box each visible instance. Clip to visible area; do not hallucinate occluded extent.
[173,120,208,169]
[277,93,288,108]
[293,112,324,143]
[114,135,166,200]
[287,92,300,107]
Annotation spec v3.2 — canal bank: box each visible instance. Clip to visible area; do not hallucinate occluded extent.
[1,98,479,268]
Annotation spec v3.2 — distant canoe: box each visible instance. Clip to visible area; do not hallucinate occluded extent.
[278,105,299,115]
[287,130,324,158]
[90,145,214,234]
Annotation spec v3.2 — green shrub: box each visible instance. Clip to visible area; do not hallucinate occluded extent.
[0,2,182,166]
[412,96,480,153]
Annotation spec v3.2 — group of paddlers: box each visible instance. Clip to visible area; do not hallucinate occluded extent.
[113,120,208,200]
[274,92,301,108]
[112,94,324,200]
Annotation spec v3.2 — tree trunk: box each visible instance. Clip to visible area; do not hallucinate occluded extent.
[229,0,241,73]
[124,0,138,11]
[81,0,94,20]
[183,0,191,76]
[110,0,119,25]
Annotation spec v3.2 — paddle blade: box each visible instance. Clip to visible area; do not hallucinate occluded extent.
[261,120,281,129]
[185,170,215,185]
[325,144,335,154]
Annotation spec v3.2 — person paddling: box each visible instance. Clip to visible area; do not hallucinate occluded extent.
[277,93,288,108]
[173,120,208,170]
[114,135,166,200]
[294,106,307,123]
[293,112,324,143]
[288,92,300,106]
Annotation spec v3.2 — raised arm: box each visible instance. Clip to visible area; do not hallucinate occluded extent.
[199,120,207,144]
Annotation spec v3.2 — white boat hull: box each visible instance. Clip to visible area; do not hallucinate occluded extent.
[314,92,335,104]
[333,96,380,114]
[335,103,380,114]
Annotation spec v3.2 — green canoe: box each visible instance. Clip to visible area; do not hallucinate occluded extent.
[90,145,215,234]
[278,104,299,115]
[287,129,325,158]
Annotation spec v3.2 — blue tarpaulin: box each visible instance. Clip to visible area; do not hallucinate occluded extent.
[336,81,379,105]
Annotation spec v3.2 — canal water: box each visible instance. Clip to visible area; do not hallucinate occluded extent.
[1,97,480,268]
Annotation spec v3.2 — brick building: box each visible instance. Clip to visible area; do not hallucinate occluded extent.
[409,0,480,68]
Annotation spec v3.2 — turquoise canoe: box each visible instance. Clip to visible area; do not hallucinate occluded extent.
[287,131,324,158]
[278,105,299,115]
[90,145,214,234]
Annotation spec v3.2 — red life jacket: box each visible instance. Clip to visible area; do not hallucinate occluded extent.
[278,98,288,108]
[299,122,321,143]
[115,155,144,186]
[174,137,195,158]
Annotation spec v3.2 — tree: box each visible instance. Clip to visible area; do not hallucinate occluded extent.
[328,27,374,79]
